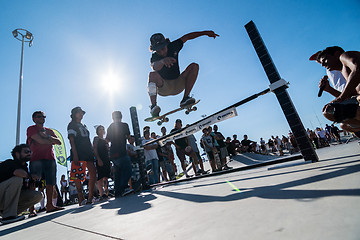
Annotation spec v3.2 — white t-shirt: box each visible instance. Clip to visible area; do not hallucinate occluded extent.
[142,138,158,161]
[327,70,346,92]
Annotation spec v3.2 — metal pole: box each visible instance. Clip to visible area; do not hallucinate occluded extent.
[16,36,25,145]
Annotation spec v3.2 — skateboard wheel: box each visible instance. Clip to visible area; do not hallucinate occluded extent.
[193,106,197,111]
[157,121,162,126]
[185,111,189,115]
[164,117,169,122]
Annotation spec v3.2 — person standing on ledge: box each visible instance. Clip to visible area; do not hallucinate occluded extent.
[147,30,219,117]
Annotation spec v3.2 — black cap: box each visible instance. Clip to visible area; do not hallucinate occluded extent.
[150,33,169,51]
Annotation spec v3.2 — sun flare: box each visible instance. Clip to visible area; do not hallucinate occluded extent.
[101,69,121,94]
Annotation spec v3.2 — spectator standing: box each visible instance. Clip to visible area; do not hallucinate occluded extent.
[93,125,111,200]
[161,127,177,174]
[60,174,68,204]
[67,107,96,205]
[231,135,241,155]
[213,125,232,170]
[170,119,200,177]
[201,128,218,172]
[0,144,43,224]
[142,130,159,184]
[106,111,132,197]
[26,111,63,213]
[331,124,342,143]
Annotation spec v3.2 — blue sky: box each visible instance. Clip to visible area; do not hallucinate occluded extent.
[1,0,359,176]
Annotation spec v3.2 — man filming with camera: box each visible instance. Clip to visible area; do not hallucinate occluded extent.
[0,144,43,224]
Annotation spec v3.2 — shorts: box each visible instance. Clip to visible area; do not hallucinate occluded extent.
[158,74,186,96]
[176,148,193,162]
[219,147,228,159]
[29,159,56,186]
[159,160,166,170]
[70,161,87,182]
[97,162,111,180]
[206,151,215,160]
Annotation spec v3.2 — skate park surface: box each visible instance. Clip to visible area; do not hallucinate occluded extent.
[1,140,360,240]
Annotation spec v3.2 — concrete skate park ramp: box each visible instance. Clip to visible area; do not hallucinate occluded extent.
[1,141,360,240]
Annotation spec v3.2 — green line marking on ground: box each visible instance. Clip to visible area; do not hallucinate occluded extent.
[226,180,241,192]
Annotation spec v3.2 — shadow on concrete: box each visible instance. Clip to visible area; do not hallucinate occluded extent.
[101,192,156,215]
[165,153,360,192]
[153,159,360,203]
[0,206,92,237]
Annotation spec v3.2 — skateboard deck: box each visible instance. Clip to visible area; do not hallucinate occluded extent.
[145,100,200,126]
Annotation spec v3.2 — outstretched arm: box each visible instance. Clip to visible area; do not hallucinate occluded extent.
[336,51,360,101]
[180,31,219,43]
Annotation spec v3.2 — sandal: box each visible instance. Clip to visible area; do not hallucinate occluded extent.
[28,212,37,218]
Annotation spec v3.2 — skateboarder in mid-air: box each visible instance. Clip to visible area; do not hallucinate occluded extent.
[148,30,219,117]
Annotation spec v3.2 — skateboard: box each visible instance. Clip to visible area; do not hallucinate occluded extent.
[145,100,200,126]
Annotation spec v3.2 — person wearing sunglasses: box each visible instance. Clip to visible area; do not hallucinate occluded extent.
[26,111,63,214]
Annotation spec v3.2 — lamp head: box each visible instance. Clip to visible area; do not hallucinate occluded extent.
[12,30,18,38]
[25,31,32,40]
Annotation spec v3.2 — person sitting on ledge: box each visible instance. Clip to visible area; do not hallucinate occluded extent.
[0,144,43,225]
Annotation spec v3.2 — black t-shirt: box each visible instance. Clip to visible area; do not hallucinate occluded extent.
[94,137,110,164]
[331,126,340,135]
[67,121,94,161]
[171,128,188,149]
[106,122,130,159]
[150,39,184,80]
[214,132,226,148]
[241,139,252,147]
[0,159,28,183]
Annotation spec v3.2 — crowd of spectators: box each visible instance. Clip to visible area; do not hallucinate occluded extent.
[0,106,347,226]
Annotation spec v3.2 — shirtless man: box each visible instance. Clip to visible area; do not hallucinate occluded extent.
[148,31,219,117]
[318,46,360,133]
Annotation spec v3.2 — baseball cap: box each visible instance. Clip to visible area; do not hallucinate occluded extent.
[309,51,321,61]
[71,106,85,116]
[150,33,169,51]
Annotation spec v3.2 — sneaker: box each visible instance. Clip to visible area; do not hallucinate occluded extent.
[150,105,161,117]
[122,188,134,197]
[79,199,87,206]
[223,165,233,170]
[1,215,25,225]
[180,96,195,107]
[199,169,208,174]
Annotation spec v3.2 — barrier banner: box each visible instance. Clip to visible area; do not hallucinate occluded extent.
[51,128,67,167]
[159,107,237,146]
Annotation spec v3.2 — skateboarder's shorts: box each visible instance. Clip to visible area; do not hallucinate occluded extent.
[30,159,57,186]
[158,74,186,96]
[176,148,193,162]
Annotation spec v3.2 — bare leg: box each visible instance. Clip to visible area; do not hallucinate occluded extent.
[180,63,199,100]
[148,72,164,106]
[46,185,56,210]
[97,178,104,196]
[74,180,84,200]
[87,162,97,201]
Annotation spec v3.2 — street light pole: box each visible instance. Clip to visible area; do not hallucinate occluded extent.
[12,28,33,145]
